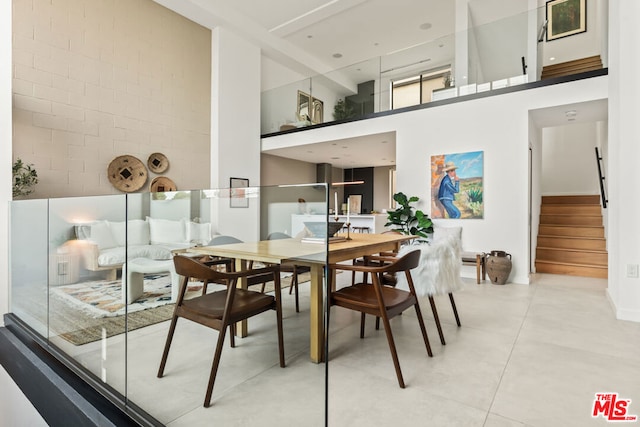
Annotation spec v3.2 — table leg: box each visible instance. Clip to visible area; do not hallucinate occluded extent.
[235,258,248,337]
[309,263,324,363]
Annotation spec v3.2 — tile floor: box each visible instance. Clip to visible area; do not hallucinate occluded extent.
[57,272,640,426]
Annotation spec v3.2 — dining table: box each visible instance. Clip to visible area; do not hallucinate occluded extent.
[188,232,415,363]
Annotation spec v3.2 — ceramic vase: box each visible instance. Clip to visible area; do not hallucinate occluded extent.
[485,250,512,285]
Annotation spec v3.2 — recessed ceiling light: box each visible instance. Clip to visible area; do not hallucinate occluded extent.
[419,23,432,30]
[565,110,577,117]
[333,53,343,58]
[381,140,388,144]
[550,57,556,61]
[307,35,313,39]
[330,157,340,160]
[342,146,348,149]
[374,42,379,46]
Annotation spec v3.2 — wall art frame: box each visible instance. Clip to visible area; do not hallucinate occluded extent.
[230,177,249,208]
[546,0,586,41]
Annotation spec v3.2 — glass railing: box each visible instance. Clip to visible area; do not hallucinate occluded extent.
[261,5,607,135]
[9,184,331,425]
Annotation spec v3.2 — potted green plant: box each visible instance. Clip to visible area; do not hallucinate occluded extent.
[12,158,38,198]
[385,192,433,241]
[333,98,356,121]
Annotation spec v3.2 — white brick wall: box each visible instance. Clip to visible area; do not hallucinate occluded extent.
[12,0,211,198]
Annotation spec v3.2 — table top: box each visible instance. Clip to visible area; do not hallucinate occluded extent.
[187,233,415,265]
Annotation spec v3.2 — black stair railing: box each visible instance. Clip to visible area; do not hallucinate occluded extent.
[595,147,608,208]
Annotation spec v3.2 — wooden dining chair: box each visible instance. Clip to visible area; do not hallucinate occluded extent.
[157,255,285,407]
[329,249,432,388]
[267,232,310,313]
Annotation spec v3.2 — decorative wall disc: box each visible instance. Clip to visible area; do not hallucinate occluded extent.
[147,152,169,173]
[149,176,177,193]
[107,155,147,192]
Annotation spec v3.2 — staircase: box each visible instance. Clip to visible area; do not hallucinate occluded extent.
[540,55,603,80]
[535,195,607,279]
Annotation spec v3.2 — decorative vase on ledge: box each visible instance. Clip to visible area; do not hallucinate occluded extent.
[485,250,512,285]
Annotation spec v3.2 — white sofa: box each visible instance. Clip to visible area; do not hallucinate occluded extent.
[77,218,212,280]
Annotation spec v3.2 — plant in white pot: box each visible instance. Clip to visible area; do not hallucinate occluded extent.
[12,158,38,198]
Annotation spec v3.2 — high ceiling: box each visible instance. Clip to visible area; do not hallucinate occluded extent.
[154,1,607,170]
[156,0,532,78]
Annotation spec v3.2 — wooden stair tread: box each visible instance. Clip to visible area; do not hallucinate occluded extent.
[535,259,607,268]
[537,193,607,278]
[538,234,604,240]
[541,56,603,80]
[536,246,607,254]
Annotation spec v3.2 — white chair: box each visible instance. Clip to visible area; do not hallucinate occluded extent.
[395,234,464,344]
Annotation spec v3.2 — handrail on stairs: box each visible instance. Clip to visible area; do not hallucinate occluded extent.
[595,147,608,208]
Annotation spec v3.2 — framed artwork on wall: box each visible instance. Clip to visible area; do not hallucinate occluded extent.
[546,0,586,41]
[430,151,484,219]
[348,194,362,214]
[311,98,323,124]
[230,177,249,208]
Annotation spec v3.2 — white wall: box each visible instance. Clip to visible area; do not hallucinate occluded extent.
[529,115,543,273]
[263,76,609,285]
[607,0,640,322]
[541,122,601,195]
[211,28,262,242]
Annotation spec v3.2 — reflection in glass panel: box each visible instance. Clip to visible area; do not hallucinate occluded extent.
[10,199,49,337]
[45,195,128,395]
[122,184,329,425]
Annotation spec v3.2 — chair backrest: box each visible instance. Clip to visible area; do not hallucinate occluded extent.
[208,235,243,246]
[266,232,291,240]
[384,249,420,274]
[173,255,228,283]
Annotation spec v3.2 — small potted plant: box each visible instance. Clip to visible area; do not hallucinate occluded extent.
[385,192,433,241]
[333,98,356,121]
[12,158,38,198]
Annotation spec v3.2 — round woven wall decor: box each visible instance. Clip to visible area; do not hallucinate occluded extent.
[107,155,147,192]
[147,152,169,174]
[149,176,177,193]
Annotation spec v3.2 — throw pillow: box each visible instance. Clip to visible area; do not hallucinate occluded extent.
[148,217,188,244]
[109,219,151,247]
[88,221,118,250]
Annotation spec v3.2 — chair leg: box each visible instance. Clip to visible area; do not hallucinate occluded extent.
[204,325,228,407]
[379,311,405,388]
[428,296,446,345]
[292,271,300,313]
[413,301,433,358]
[230,323,236,348]
[274,275,286,368]
[157,316,179,378]
[449,293,461,327]
[375,316,380,330]
[360,312,366,338]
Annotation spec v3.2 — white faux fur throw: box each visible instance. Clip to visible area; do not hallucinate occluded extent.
[395,234,465,297]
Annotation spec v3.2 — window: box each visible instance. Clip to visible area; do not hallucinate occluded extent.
[391,66,451,109]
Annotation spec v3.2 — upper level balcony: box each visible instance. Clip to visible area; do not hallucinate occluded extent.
[261,4,607,138]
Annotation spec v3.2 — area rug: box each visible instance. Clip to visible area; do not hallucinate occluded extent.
[48,272,306,346]
[50,274,202,318]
